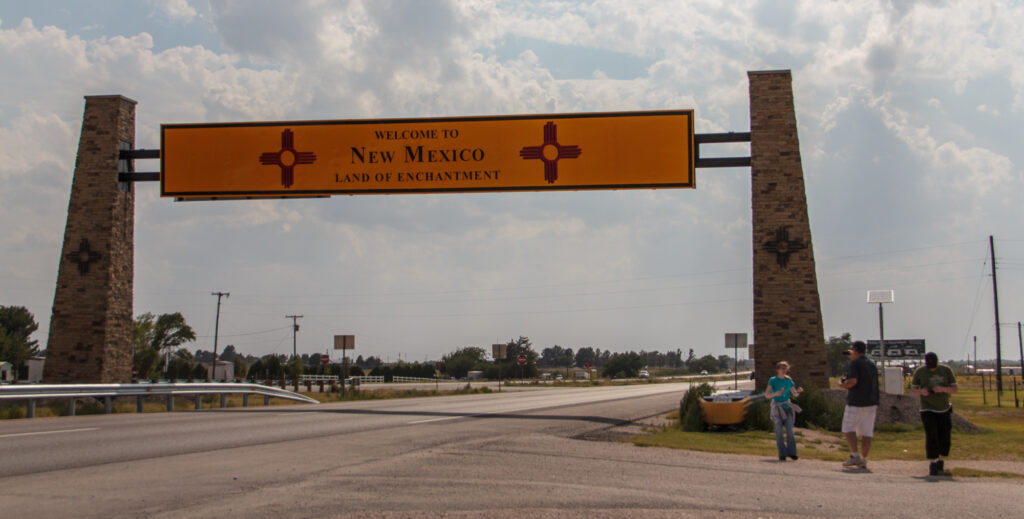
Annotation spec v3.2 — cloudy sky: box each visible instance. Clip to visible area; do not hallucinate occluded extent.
[1,0,1022,365]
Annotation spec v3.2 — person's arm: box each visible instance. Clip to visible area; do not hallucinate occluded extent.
[838,377,857,389]
[910,370,929,396]
[765,384,779,398]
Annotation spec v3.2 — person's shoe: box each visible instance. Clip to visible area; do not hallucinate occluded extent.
[929,461,939,476]
[779,456,787,461]
[842,455,862,468]
[859,457,868,468]
[789,455,799,461]
[935,459,944,473]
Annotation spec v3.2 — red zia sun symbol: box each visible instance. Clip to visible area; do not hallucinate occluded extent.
[259,129,317,188]
[519,121,581,184]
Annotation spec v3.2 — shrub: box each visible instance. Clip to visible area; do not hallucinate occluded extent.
[678,383,715,432]
[743,396,772,431]
[794,384,844,431]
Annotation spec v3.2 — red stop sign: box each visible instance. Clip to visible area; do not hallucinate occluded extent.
[320,356,329,365]
[517,354,527,366]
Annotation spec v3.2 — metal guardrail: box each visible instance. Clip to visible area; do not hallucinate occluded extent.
[0,382,318,418]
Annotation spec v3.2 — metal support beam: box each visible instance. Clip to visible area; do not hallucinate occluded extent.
[243,394,249,407]
[137,396,144,413]
[119,149,160,160]
[118,172,160,182]
[167,395,174,412]
[194,395,202,410]
[694,132,751,169]
[26,400,35,418]
[220,394,227,408]
[67,399,76,416]
[104,396,112,414]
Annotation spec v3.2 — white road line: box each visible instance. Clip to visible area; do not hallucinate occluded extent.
[0,427,99,439]
[408,415,471,424]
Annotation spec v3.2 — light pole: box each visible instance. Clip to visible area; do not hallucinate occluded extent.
[211,292,229,381]
[867,290,894,389]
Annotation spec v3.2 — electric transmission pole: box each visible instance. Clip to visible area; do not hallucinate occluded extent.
[286,315,303,358]
[211,291,230,380]
[990,235,1003,399]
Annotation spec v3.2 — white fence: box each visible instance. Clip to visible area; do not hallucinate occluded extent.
[391,376,440,383]
[352,376,385,384]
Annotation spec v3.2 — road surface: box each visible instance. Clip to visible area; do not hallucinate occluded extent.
[1,380,1019,518]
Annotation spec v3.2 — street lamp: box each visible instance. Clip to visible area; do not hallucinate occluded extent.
[867,290,894,389]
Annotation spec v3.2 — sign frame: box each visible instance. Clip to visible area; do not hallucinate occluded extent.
[333,335,355,350]
[160,110,695,198]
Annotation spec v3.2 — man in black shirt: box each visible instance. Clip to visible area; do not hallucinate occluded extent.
[838,340,879,468]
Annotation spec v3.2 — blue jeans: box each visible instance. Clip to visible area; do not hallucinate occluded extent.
[774,407,797,458]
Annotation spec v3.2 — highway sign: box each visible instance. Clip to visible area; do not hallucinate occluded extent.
[725,333,747,349]
[160,111,694,198]
[333,335,355,350]
[517,354,527,366]
[492,343,508,360]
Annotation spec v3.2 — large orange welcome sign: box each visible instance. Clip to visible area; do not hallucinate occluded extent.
[160,111,694,197]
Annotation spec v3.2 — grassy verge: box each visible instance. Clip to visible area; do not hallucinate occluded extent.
[633,384,1024,470]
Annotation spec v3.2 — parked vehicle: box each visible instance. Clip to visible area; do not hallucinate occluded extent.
[638,370,650,379]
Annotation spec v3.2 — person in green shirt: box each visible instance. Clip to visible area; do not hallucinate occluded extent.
[910,352,958,476]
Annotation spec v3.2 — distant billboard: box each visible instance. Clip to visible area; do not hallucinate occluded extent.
[866,339,925,359]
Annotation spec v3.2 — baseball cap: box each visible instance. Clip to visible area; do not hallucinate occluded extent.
[844,341,867,356]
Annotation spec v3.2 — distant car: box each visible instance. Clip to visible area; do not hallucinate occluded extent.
[555,374,564,380]
[886,348,902,357]
[638,370,650,379]
[700,370,709,375]
[904,348,919,356]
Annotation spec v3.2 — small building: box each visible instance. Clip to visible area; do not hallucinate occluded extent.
[25,357,45,382]
[206,361,235,381]
[0,361,14,382]
[466,370,483,381]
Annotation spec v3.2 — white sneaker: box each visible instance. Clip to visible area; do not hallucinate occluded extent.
[843,455,866,468]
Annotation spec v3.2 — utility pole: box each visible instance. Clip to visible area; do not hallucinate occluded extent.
[1018,322,1022,381]
[211,292,229,381]
[990,235,1003,399]
[286,315,303,359]
[974,336,977,373]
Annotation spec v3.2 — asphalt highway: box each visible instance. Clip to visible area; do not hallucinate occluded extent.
[1,380,1020,518]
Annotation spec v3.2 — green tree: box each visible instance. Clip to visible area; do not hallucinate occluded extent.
[499,336,537,379]
[691,354,719,374]
[601,352,643,378]
[575,346,596,367]
[826,333,853,377]
[442,346,487,378]
[132,312,196,376]
[233,355,248,380]
[218,345,236,361]
[0,306,40,368]
[287,356,303,381]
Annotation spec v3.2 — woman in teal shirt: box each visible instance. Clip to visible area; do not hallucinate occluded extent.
[765,361,803,460]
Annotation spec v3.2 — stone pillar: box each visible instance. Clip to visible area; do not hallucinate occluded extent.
[44,95,136,383]
[749,71,828,389]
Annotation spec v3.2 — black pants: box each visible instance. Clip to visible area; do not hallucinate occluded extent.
[920,408,952,459]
